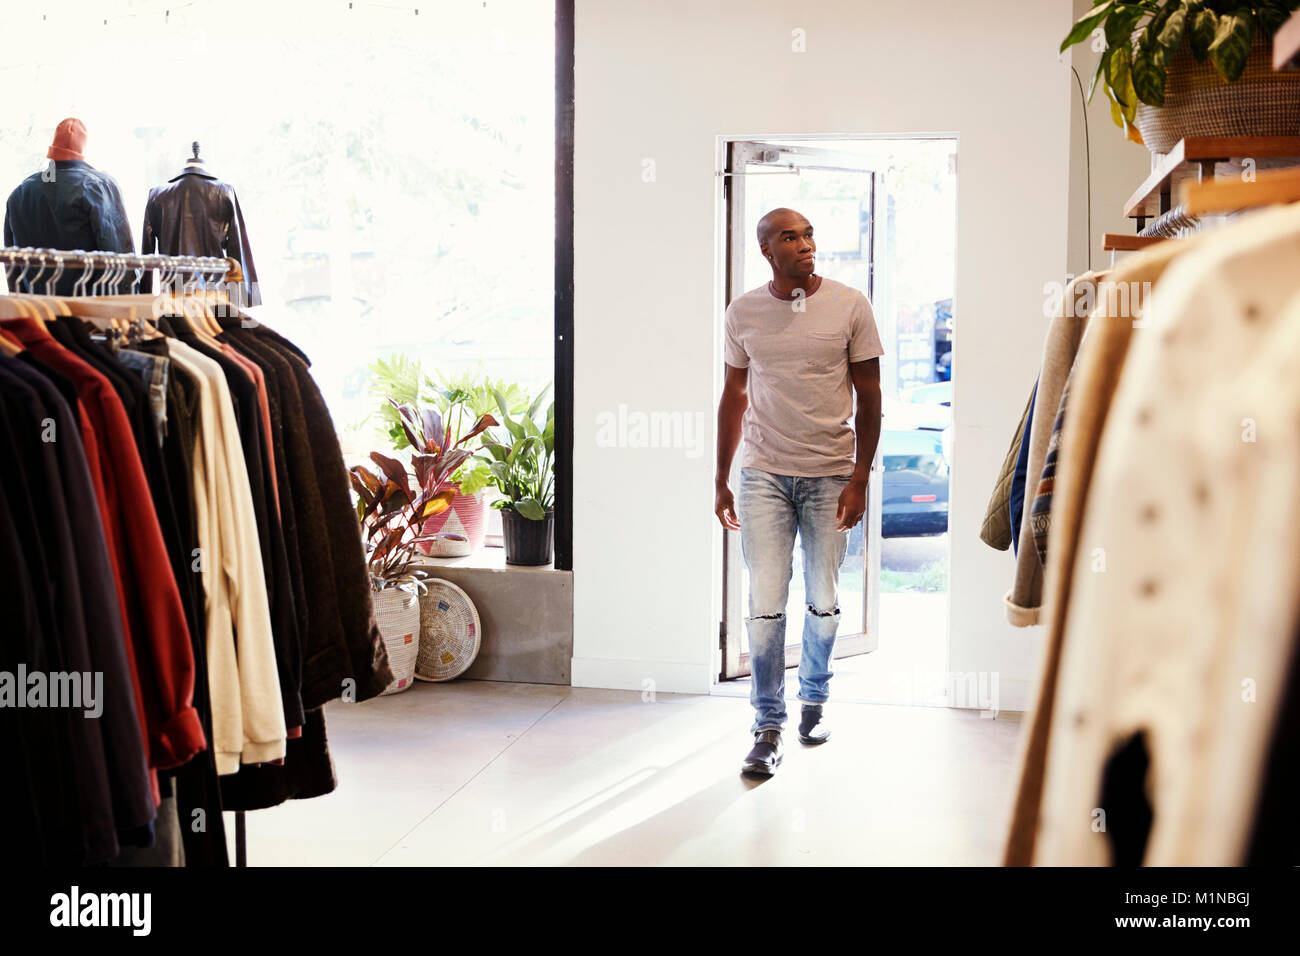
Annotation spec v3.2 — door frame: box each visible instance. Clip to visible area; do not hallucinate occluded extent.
[717,136,885,681]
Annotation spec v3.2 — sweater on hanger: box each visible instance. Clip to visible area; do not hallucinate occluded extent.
[1003,240,1194,865]
[1004,271,1101,626]
[1034,202,1300,865]
[166,341,287,774]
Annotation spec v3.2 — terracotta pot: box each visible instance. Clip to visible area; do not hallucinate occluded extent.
[418,484,486,557]
[1134,31,1300,155]
[372,584,420,695]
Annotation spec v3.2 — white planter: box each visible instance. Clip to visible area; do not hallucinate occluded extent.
[372,584,420,695]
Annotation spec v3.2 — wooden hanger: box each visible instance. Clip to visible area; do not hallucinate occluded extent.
[1180,166,1300,216]
[0,295,36,319]
[0,332,21,356]
[1101,233,1178,269]
[1101,233,1169,251]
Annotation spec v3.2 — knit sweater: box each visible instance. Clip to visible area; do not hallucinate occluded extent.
[1032,204,1300,864]
[1002,243,1188,865]
[1004,271,1102,626]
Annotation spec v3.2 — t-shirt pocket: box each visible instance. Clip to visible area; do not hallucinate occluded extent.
[804,330,847,370]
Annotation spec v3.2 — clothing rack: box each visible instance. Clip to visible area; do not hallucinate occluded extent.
[1,247,233,291]
[2,244,250,867]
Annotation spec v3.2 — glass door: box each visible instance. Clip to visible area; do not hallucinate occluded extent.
[719,140,883,680]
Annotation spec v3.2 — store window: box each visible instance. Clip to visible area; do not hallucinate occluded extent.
[0,0,556,467]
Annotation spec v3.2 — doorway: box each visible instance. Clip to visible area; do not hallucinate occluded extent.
[715,135,958,708]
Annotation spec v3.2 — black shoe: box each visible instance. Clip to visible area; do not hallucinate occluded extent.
[740,729,783,776]
[797,704,831,745]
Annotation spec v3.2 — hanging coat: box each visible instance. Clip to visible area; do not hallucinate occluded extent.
[141,167,261,306]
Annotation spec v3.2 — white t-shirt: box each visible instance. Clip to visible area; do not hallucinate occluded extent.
[724,276,884,477]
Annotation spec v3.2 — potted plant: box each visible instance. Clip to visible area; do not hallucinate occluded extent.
[348,413,493,692]
[365,356,529,555]
[1063,1,1300,153]
[483,385,556,566]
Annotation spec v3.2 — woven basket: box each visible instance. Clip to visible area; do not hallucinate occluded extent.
[372,584,420,695]
[415,578,482,682]
[1135,31,1300,155]
[418,485,485,557]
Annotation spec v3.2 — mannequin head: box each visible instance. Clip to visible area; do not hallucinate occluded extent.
[47,118,87,161]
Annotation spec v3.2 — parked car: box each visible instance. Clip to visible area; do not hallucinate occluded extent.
[881,428,949,538]
[901,381,952,407]
[883,394,950,432]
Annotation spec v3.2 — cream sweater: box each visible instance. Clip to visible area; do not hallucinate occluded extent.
[168,341,286,774]
[1002,241,1191,865]
[1034,203,1300,865]
[1004,271,1103,626]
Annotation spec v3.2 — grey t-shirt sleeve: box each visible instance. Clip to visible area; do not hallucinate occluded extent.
[849,292,885,362]
[723,301,749,368]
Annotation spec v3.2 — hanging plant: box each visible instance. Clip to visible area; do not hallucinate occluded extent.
[1062,1,1300,143]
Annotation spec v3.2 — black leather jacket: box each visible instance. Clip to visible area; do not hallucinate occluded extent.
[142,166,260,305]
[3,159,134,294]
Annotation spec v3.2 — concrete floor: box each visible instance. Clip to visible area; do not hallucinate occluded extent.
[228,680,1022,866]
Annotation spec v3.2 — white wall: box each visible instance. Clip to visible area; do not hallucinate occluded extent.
[572,0,1079,710]
[1067,0,1155,275]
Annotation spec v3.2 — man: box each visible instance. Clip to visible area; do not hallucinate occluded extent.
[716,207,883,777]
[4,118,134,295]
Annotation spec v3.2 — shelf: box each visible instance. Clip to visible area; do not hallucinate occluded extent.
[1124,136,1300,222]
[411,545,557,573]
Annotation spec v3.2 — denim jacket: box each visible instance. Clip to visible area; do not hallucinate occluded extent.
[3,159,135,293]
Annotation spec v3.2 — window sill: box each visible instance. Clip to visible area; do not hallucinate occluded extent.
[411,545,556,572]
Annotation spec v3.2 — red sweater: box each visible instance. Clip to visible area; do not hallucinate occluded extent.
[1,319,206,775]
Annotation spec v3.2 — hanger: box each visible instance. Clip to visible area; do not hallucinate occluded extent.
[1180,166,1300,216]
[1,250,57,322]
[81,254,164,342]
[62,253,141,328]
[19,252,59,322]
[1101,233,1175,269]
[1,253,33,318]
[0,257,26,344]
[42,254,73,316]
[180,258,225,338]
[0,252,46,322]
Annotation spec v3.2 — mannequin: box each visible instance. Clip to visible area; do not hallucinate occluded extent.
[141,141,260,306]
[3,117,134,294]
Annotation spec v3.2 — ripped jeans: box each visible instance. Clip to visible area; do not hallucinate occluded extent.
[738,467,851,734]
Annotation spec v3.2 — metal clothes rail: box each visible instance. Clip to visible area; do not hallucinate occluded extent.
[1,243,249,867]
[1,247,234,293]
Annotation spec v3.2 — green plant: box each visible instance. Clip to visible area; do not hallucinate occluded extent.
[1062,1,1300,143]
[483,384,555,520]
[363,355,529,495]
[349,400,497,581]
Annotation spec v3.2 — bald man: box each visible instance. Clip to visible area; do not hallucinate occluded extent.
[716,207,883,777]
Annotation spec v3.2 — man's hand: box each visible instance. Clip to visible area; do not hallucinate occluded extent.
[715,480,740,530]
[836,478,867,532]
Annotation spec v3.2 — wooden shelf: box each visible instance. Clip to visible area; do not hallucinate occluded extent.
[1274,10,1300,70]
[1124,136,1300,223]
